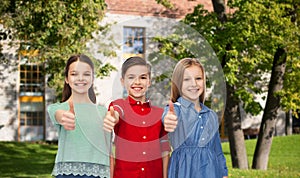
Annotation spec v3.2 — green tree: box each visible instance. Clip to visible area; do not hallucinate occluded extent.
[0,0,116,100]
[154,0,300,170]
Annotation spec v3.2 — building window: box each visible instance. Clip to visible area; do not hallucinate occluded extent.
[123,27,145,59]
[19,62,44,127]
[19,96,44,126]
[19,64,44,96]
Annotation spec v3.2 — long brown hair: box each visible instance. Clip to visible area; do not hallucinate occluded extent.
[170,58,206,103]
[61,54,96,103]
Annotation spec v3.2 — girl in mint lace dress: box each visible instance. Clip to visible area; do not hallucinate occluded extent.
[47,54,110,178]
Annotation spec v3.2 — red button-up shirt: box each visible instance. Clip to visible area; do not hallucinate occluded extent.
[110,96,170,178]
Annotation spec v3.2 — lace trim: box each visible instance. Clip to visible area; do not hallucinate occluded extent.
[52,162,110,178]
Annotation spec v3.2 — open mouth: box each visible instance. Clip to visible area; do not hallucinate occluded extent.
[75,83,87,86]
[132,87,143,91]
[188,88,199,92]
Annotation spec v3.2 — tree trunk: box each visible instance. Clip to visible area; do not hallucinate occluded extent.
[252,47,287,170]
[285,110,293,135]
[224,83,249,169]
[212,0,249,169]
[212,0,227,23]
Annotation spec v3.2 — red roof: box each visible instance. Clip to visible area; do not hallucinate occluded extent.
[105,0,214,19]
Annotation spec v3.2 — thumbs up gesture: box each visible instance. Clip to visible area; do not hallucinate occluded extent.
[103,106,120,132]
[56,100,76,130]
[163,101,178,132]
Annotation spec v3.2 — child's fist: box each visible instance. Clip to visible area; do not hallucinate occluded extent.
[57,100,76,130]
[163,101,178,132]
[103,106,119,132]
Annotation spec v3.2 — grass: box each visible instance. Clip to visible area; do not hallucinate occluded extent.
[0,135,299,177]
[222,134,300,178]
[0,141,57,177]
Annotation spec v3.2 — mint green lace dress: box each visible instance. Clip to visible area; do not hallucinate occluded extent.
[48,102,110,177]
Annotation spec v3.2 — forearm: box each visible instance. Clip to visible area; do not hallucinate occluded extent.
[110,154,114,178]
[162,151,170,178]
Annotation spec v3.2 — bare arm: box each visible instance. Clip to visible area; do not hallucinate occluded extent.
[162,151,170,178]
[110,152,115,178]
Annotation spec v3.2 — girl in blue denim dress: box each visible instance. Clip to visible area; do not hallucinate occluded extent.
[162,58,228,178]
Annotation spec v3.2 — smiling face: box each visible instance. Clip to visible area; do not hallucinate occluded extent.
[121,65,151,102]
[181,65,204,105]
[65,61,93,96]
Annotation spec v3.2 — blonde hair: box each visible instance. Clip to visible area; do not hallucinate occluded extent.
[170,58,206,103]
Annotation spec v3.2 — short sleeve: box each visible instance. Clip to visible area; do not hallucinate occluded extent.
[97,105,107,118]
[47,103,62,125]
[160,129,171,152]
[47,102,69,132]
[109,102,124,118]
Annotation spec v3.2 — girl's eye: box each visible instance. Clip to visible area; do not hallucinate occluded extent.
[183,78,190,81]
[84,73,91,76]
[196,77,202,80]
[70,73,77,76]
[141,76,148,79]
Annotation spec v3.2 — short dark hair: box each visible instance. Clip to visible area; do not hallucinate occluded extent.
[121,56,151,78]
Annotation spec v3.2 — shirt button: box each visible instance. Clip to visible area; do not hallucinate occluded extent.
[202,138,205,140]
[199,115,202,118]
[137,101,140,104]
[141,108,144,111]
[142,121,146,124]
[142,151,146,155]
[141,168,145,171]
[143,136,147,139]
[200,126,203,129]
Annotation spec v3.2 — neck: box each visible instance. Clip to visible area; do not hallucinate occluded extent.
[69,93,93,104]
[129,95,146,103]
[195,104,202,112]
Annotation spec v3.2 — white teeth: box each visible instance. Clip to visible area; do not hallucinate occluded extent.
[189,89,199,92]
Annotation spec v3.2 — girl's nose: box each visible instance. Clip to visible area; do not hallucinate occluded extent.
[78,74,83,81]
[191,78,196,86]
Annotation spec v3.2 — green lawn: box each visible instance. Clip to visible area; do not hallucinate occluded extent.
[222,134,300,178]
[0,141,57,177]
[0,135,299,177]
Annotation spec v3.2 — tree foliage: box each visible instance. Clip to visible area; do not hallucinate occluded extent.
[185,0,300,116]
[151,0,300,169]
[0,0,116,101]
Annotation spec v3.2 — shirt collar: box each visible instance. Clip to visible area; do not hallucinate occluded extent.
[177,97,210,113]
[128,96,151,107]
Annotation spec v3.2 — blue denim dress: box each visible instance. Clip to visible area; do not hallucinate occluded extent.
[162,97,228,178]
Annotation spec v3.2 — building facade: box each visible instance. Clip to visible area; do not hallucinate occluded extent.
[0,0,289,142]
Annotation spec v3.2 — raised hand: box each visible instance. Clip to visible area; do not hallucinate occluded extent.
[56,100,76,130]
[163,101,178,132]
[103,106,119,132]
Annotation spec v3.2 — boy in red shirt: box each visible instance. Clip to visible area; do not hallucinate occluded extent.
[103,56,170,178]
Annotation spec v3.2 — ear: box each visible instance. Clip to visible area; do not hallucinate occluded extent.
[65,77,69,84]
[120,78,125,87]
[147,79,151,87]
